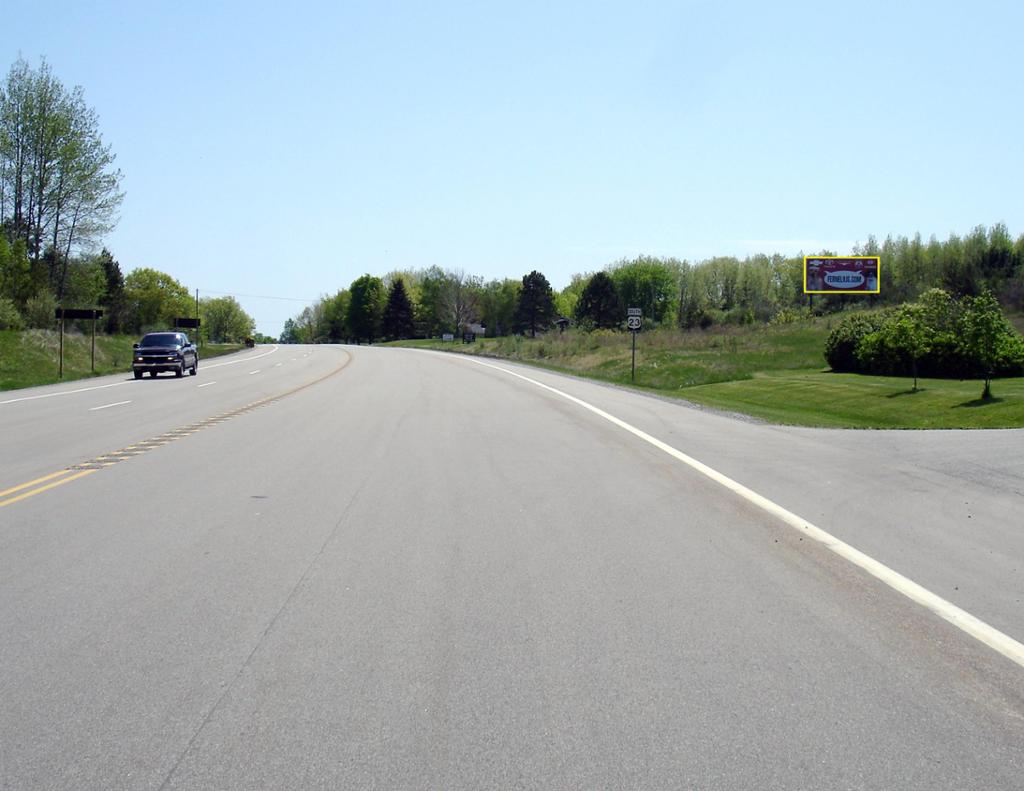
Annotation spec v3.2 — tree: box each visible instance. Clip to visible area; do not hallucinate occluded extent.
[574,271,621,329]
[122,268,192,333]
[556,273,587,319]
[279,318,300,344]
[294,301,328,343]
[479,278,520,337]
[346,274,385,342]
[382,278,415,340]
[201,296,255,342]
[514,270,556,337]
[96,248,125,333]
[609,256,681,324]
[957,292,1018,399]
[0,234,32,306]
[0,57,123,292]
[60,255,105,308]
[883,303,931,391]
[322,290,350,342]
[415,266,449,337]
[437,269,482,334]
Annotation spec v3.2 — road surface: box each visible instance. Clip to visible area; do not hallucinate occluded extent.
[1,344,1022,789]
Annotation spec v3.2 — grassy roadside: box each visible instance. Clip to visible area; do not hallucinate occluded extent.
[0,329,244,391]
[386,320,1024,429]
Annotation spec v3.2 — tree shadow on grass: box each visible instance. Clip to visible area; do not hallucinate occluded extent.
[953,397,1004,408]
[885,388,924,398]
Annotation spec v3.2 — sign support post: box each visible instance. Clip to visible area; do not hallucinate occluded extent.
[631,329,637,383]
[627,307,642,384]
[91,310,97,373]
[55,308,104,379]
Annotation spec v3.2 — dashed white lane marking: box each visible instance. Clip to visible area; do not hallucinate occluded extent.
[197,382,217,388]
[248,370,260,375]
[2,380,129,405]
[274,362,282,367]
[462,355,1024,671]
[88,400,132,412]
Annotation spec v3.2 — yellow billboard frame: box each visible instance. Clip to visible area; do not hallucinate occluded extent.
[803,256,881,295]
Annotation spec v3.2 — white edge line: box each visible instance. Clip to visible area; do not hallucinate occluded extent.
[457,353,1024,670]
[88,400,132,412]
[200,344,280,370]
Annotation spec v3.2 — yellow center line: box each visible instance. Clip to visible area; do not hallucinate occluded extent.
[0,469,98,508]
[0,469,80,499]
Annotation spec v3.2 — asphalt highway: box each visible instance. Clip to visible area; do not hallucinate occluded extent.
[1,344,1022,789]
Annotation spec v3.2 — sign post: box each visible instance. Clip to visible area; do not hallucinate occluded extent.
[627,308,642,383]
[55,308,103,378]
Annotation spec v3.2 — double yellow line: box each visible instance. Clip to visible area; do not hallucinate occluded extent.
[0,468,98,508]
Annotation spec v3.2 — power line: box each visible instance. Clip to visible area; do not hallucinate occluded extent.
[197,289,319,303]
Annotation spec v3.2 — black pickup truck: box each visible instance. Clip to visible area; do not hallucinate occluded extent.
[132,332,199,379]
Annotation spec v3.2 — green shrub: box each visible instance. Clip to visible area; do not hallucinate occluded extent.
[824,312,889,372]
[23,291,57,329]
[0,297,25,330]
[770,307,811,325]
[828,291,1024,381]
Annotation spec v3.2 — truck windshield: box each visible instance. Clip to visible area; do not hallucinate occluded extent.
[140,333,181,347]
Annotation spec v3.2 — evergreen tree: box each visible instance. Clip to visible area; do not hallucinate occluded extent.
[574,271,622,328]
[382,277,415,340]
[514,270,556,337]
[96,249,125,333]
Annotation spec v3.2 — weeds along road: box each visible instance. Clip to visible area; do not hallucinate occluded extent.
[1,344,1022,789]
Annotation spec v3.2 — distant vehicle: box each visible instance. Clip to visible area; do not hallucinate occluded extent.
[245,337,255,348]
[132,332,199,379]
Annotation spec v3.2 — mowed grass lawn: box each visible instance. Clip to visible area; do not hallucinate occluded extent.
[389,318,1024,429]
[681,371,1024,428]
[0,329,244,391]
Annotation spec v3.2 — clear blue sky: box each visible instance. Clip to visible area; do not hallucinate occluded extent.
[7,0,1023,335]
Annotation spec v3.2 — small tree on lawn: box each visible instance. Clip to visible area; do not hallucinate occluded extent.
[958,292,1011,399]
[884,303,931,392]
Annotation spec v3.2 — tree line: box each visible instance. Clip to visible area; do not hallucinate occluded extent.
[282,224,1024,343]
[280,269,559,344]
[0,233,259,343]
[0,58,259,344]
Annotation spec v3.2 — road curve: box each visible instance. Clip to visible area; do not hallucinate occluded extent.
[1,344,1021,789]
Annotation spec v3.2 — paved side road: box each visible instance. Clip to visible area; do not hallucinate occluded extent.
[1,345,1021,789]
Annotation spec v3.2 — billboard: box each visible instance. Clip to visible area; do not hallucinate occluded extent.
[804,256,880,294]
